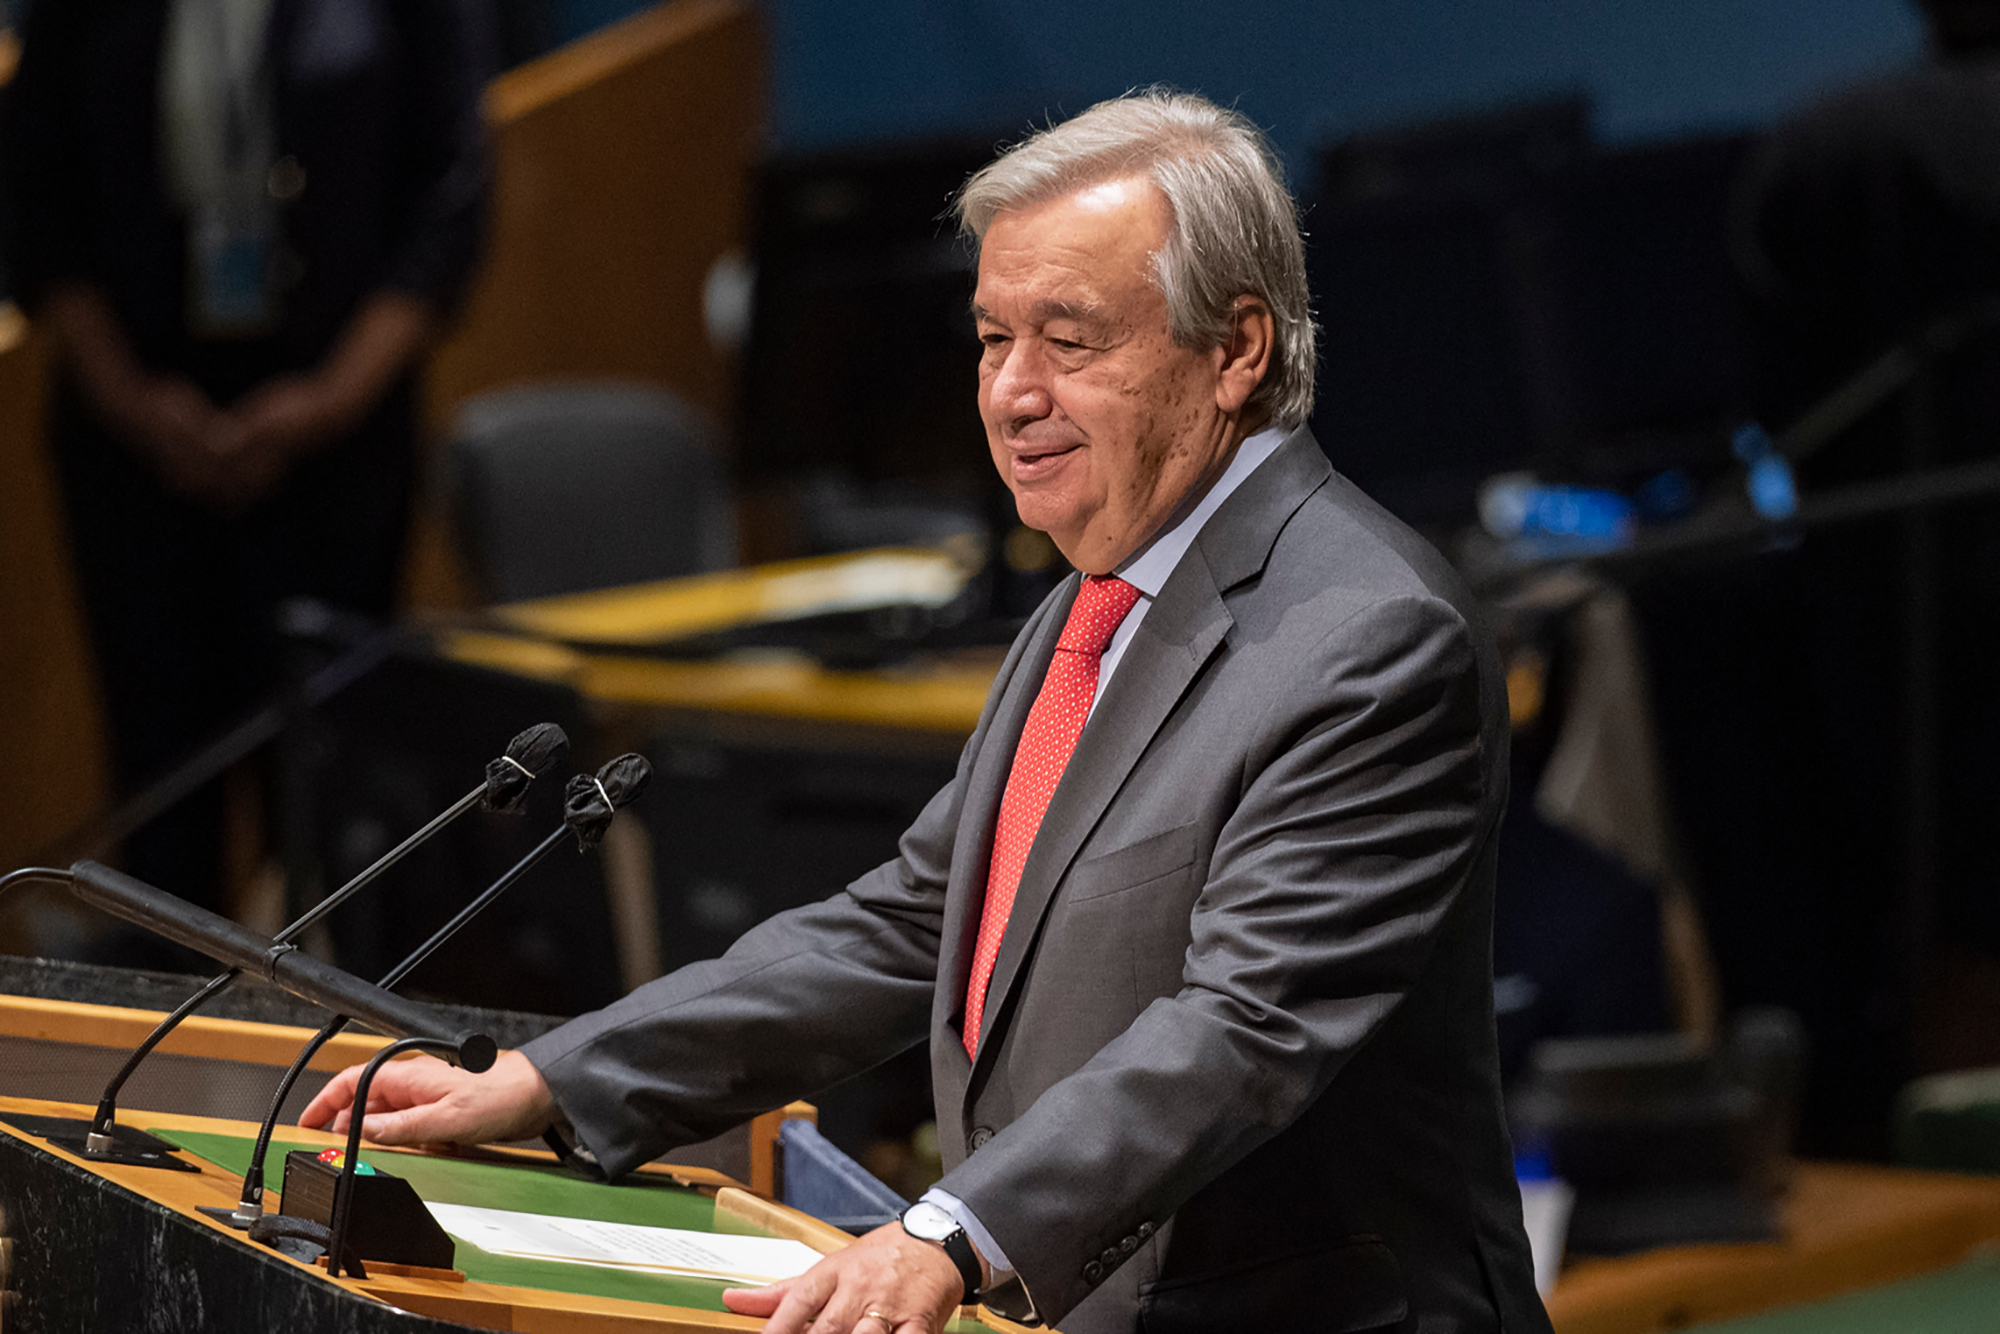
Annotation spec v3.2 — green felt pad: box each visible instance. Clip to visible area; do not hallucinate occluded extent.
[150,1128,997,1331]
[152,1128,996,1334]
[154,1129,719,1229]
[155,1128,737,1310]
[1686,1254,2000,1333]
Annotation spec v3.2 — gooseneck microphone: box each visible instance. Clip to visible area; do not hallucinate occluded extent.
[0,724,567,1168]
[227,754,653,1228]
[12,863,501,1062]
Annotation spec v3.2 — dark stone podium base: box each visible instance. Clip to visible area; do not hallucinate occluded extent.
[0,1122,482,1333]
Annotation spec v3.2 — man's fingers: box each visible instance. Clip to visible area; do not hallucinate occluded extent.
[357,1105,444,1145]
[297,1090,340,1130]
[760,1267,837,1334]
[301,1052,554,1149]
[723,1224,965,1333]
[357,1110,410,1143]
[299,1064,365,1129]
[719,1279,789,1317]
[313,1098,423,1145]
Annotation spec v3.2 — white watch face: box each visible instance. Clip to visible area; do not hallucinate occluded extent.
[902,1201,958,1242]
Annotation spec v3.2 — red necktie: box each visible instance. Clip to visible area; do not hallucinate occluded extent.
[964,575,1143,1056]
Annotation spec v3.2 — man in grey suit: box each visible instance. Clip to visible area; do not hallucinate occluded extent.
[306,89,1550,1334]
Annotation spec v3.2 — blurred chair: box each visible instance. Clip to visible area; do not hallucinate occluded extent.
[446,380,735,603]
[778,1116,910,1234]
[442,381,732,1007]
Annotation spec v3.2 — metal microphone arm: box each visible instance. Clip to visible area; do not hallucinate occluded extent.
[61,861,496,1067]
[64,724,569,1152]
[273,720,571,945]
[230,754,653,1224]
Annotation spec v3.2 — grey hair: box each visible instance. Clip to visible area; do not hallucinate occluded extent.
[955,88,1317,428]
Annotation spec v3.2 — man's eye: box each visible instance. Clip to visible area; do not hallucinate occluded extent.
[980,333,1010,349]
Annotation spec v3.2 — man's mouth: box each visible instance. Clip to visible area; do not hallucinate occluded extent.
[1009,440,1081,481]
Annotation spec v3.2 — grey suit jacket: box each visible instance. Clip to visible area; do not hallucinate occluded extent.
[522,428,1551,1334]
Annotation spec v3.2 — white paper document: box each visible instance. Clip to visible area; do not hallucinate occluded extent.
[425,1202,824,1285]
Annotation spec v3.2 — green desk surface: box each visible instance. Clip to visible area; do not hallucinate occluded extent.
[1687,1254,2000,1333]
[157,1128,740,1311]
[155,1128,994,1331]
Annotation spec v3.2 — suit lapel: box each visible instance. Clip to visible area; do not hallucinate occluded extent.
[971,554,1233,1059]
[936,587,1074,1028]
[970,427,1333,1064]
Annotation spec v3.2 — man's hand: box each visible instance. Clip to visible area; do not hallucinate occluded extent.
[722,1223,967,1334]
[83,359,303,514]
[297,1049,558,1148]
[199,373,350,512]
[40,284,240,508]
[225,373,351,454]
[103,373,231,499]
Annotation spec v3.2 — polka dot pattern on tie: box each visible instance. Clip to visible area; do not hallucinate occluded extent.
[964,575,1143,1057]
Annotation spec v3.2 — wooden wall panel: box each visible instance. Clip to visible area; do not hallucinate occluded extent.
[423,0,763,434]
[407,0,765,610]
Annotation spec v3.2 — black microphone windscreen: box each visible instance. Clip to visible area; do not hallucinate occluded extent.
[562,753,652,850]
[483,723,571,813]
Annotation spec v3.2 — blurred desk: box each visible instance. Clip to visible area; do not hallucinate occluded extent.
[425,555,1000,986]
[434,549,1000,740]
[1548,1162,2000,1334]
[440,629,997,738]
[1681,1254,2000,1332]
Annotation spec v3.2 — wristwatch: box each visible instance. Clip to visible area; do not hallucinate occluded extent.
[900,1200,983,1301]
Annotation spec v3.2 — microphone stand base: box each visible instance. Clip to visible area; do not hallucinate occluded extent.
[195,1203,265,1230]
[2,1113,199,1172]
[43,1132,202,1171]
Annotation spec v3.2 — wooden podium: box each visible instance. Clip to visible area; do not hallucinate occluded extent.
[0,991,1034,1334]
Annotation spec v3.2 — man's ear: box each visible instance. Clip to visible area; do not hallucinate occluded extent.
[1214,296,1275,415]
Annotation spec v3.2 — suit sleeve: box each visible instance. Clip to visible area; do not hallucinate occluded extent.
[519,773,959,1179]
[938,593,1494,1323]
[518,593,1061,1179]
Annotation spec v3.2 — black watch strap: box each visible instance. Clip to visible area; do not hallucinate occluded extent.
[939,1226,982,1302]
[901,1207,983,1301]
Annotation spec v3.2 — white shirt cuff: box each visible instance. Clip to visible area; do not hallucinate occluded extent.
[919,1186,1017,1288]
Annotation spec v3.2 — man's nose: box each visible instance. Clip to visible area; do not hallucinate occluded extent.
[987,339,1053,423]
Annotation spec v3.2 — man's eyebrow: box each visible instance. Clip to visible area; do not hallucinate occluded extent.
[1033,299,1107,325]
[967,299,1108,325]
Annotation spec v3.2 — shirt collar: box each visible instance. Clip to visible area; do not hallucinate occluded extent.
[1114,425,1288,598]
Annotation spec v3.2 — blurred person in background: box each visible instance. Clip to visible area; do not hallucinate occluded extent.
[2,0,494,952]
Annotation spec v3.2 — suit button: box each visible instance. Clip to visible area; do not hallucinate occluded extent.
[1120,1235,1138,1256]
[1083,1260,1104,1285]
[1100,1247,1119,1270]
[1136,1221,1155,1241]
[968,1126,994,1151]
